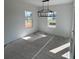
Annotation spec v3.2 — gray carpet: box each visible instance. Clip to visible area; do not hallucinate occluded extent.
[35,35,69,59]
[5,33,69,59]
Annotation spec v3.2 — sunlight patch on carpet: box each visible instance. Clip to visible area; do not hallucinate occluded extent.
[22,36,31,40]
[62,51,70,59]
[49,42,70,53]
[40,34,47,37]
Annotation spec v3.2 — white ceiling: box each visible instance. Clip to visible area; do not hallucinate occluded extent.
[23,0,73,6]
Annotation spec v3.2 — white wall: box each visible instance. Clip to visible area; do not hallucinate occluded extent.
[38,3,73,37]
[4,0,38,44]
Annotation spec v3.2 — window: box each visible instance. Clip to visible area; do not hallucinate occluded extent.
[48,11,56,28]
[24,11,32,28]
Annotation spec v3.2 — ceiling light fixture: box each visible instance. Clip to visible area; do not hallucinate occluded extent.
[38,0,54,17]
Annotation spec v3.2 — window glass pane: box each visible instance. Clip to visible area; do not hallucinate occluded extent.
[25,11,32,17]
[48,11,56,28]
[24,11,32,28]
